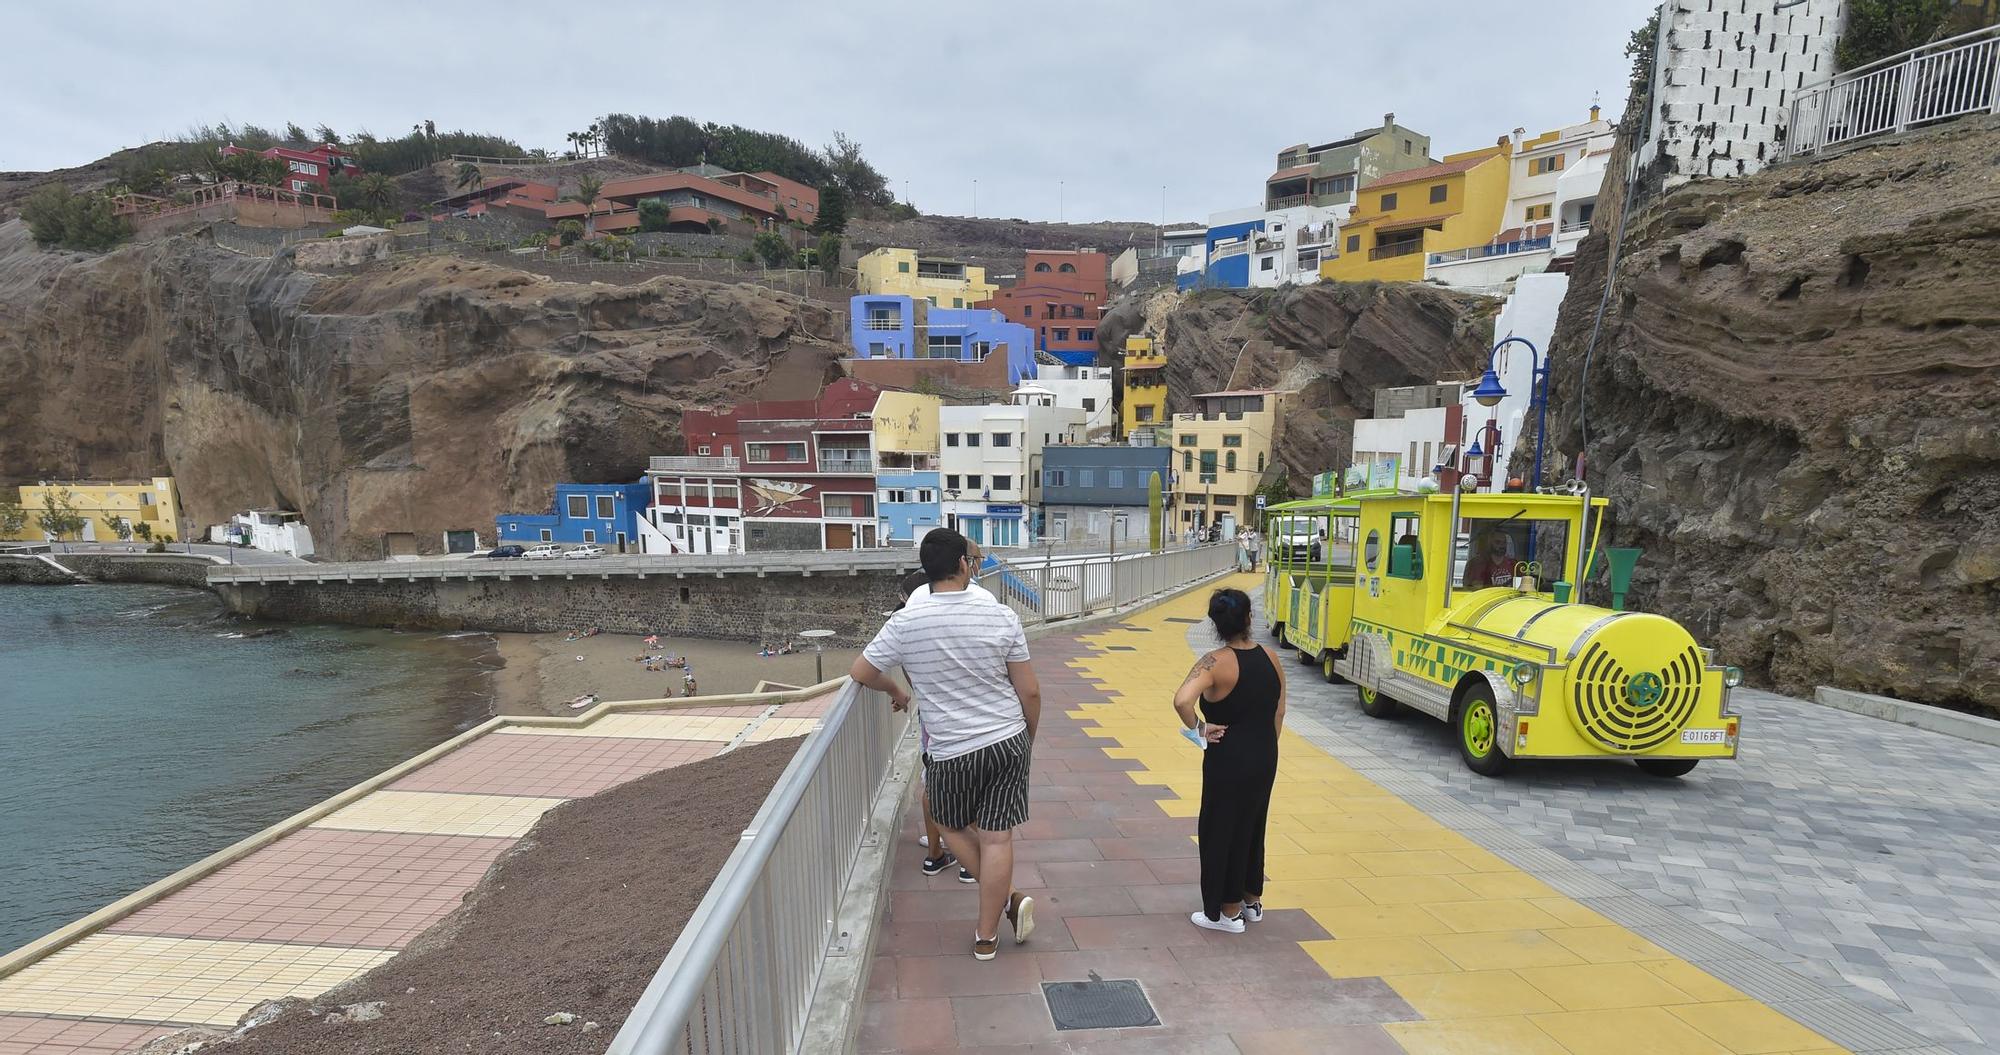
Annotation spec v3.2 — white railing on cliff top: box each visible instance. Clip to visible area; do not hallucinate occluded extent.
[1784,23,2000,160]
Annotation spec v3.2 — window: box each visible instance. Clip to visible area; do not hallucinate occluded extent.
[946,474,961,489]
[714,482,739,504]
[1429,184,1448,204]
[1109,469,1126,488]
[540,528,553,541]
[1053,328,1070,341]
[1260,257,1275,271]
[566,495,589,518]
[789,196,799,206]
[991,432,1011,447]
[697,445,711,455]
[1257,452,1265,472]
[824,494,872,518]
[926,296,938,306]
[1347,235,1361,253]
[1380,192,1398,210]
[945,432,960,447]
[1059,262,1076,272]
[1078,328,1095,341]
[1182,450,1193,471]
[952,298,963,308]
[747,441,807,462]
[1315,174,1356,195]
[1222,434,1243,447]
[898,261,910,273]
[1388,512,1424,580]
[1199,450,1218,480]
[1045,468,1068,487]
[1216,494,1236,506]
[1082,397,1096,412]
[967,474,983,489]
[1178,433,1197,446]
[917,489,935,502]
[596,495,616,519]
[582,529,596,543]
[656,481,683,503]
[1022,307,1032,318]
[1079,469,1095,487]
[1034,262,1052,272]
[1525,203,1552,221]
[1408,441,1419,468]
[925,334,963,358]
[1136,405,1155,422]
[882,488,908,504]
[1530,154,1564,175]
[1403,139,1413,154]
[992,475,1012,491]
[1226,451,1237,471]
[966,432,981,447]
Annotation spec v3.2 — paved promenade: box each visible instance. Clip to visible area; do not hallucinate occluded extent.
[0,696,830,1054]
[859,575,1996,1054]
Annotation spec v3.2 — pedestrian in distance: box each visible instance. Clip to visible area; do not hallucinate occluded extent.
[1172,587,1285,932]
[852,528,1041,961]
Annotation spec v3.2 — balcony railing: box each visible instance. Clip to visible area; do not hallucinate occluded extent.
[1558,221,1591,235]
[1267,193,1310,210]
[1785,23,2000,160]
[1369,240,1426,261]
[816,454,874,474]
[650,455,741,473]
[1427,235,1553,265]
[861,317,902,330]
[1208,241,1248,261]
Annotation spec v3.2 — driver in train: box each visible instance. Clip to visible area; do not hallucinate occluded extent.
[1463,529,1516,589]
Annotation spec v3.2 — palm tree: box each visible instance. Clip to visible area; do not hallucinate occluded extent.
[574,174,604,237]
[587,122,603,158]
[357,173,398,218]
[565,131,581,160]
[455,162,484,194]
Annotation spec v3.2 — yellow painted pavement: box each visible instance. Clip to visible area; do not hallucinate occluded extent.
[0,934,392,1026]
[1063,574,1849,1055]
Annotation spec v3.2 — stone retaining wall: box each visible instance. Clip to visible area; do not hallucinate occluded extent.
[214,569,907,645]
[0,553,215,587]
[0,556,77,584]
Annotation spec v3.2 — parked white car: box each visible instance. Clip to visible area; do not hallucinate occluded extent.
[521,543,563,560]
[563,544,605,560]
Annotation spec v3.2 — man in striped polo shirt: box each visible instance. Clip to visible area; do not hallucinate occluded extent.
[852,528,1041,961]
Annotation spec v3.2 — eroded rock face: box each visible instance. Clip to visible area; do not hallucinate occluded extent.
[1546,117,2000,711]
[0,222,843,558]
[1158,282,1499,491]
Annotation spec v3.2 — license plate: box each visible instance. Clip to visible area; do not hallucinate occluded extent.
[1679,728,1727,745]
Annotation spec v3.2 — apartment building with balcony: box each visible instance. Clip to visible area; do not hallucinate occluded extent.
[855,248,999,306]
[648,379,885,554]
[496,481,652,552]
[7,477,184,542]
[845,295,1037,387]
[937,388,1086,548]
[1035,363,1116,439]
[539,168,805,237]
[1320,139,1513,285]
[1423,107,1618,287]
[1121,336,1169,442]
[1040,444,1171,544]
[870,390,945,545]
[1169,390,1286,533]
[975,250,1108,365]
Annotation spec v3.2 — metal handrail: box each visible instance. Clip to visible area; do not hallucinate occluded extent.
[1785,24,2000,159]
[609,680,907,1054]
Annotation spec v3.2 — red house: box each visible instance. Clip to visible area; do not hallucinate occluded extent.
[646,379,882,554]
[976,250,1109,365]
[219,143,360,195]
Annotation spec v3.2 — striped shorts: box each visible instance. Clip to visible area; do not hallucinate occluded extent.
[924,731,1032,832]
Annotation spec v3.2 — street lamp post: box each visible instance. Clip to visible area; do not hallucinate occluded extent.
[1468,336,1550,490]
[1462,420,1504,491]
[799,628,836,685]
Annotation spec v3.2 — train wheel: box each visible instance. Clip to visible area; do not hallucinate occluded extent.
[1636,759,1700,778]
[1357,684,1400,719]
[1455,684,1510,777]
[1296,645,1319,666]
[1269,621,1285,641]
[1321,652,1346,684]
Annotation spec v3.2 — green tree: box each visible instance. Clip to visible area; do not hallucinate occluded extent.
[132,522,154,543]
[822,131,892,206]
[752,231,792,268]
[105,515,134,542]
[215,151,288,186]
[637,197,670,232]
[811,184,849,235]
[21,185,131,251]
[705,217,724,235]
[312,124,341,145]
[454,162,484,193]
[284,122,309,144]
[1837,0,1956,69]
[356,172,399,216]
[1626,11,1660,107]
[573,174,605,237]
[0,497,27,538]
[815,232,842,280]
[556,219,584,246]
[35,489,86,541]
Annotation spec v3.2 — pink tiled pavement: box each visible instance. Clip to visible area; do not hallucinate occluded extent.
[389,732,724,798]
[0,1015,173,1055]
[106,829,514,949]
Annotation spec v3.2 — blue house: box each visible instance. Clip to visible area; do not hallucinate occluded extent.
[1177,217,1265,291]
[496,481,653,552]
[1039,444,1172,544]
[875,467,940,545]
[849,295,1039,386]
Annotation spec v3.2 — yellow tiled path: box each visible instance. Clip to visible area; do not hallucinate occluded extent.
[1065,575,1849,1055]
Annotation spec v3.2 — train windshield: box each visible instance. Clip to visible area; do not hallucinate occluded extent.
[1454,517,1571,592]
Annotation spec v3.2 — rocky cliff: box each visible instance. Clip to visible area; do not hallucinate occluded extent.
[1138,282,1499,491]
[0,222,845,557]
[1546,116,2000,711]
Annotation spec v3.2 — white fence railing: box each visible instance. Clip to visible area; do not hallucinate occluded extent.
[978,541,1238,626]
[1785,24,2000,160]
[608,681,907,1055]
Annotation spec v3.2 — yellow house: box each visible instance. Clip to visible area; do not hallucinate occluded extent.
[1170,390,1286,533]
[9,477,184,541]
[1121,336,1168,441]
[1320,140,1513,284]
[854,247,998,307]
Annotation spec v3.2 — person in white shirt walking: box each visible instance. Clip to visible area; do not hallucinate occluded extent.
[852,528,1041,961]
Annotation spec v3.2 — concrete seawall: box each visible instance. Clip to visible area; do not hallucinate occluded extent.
[212,566,909,646]
[0,553,217,588]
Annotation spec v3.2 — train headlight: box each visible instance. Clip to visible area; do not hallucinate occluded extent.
[1510,662,1539,688]
[1722,666,1743,688]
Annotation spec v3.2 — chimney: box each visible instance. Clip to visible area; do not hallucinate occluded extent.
[1383,112,1395,131]
[1590,104,1602,121]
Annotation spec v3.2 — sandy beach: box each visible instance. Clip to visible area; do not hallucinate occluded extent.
[490,631,861,716]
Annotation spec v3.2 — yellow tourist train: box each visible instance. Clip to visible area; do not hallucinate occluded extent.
[1264,483,1743,777]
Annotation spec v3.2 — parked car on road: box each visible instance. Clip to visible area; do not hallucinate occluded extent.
[522,544,563,560]
[563,544,605,560]
[482,545,526,559]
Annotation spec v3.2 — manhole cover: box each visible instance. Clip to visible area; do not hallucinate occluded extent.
[1041,978,1159,1031]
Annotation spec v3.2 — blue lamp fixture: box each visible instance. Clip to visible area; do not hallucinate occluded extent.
[1470,336,1550,490]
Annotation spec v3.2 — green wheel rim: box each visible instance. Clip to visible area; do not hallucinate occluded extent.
[1323,655,1335,678]
[1359,686,1377,705]
[1463,700,1496,756]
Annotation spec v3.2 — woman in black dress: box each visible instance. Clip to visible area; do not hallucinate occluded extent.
[1173,587,1287,932]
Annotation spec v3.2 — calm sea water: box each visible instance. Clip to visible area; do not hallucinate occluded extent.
[0,584,494,954]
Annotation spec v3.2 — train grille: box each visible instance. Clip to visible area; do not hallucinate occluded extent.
[1568,643,1704,752]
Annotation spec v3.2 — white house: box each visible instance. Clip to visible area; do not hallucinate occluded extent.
[1028,367,1116,439]
[212,509,316,558]
[938,389,1085,548]
[1423,108,1615,290]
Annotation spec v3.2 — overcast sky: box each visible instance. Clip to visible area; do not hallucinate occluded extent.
[4,0,1658,223]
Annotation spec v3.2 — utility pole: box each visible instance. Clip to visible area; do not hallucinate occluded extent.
[973,179,978,218]
[1059,180,1064,224]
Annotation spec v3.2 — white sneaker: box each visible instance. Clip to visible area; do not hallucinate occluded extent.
[1190,910,1245,934]
[1242,902,1264,923]
[918,834,930,848]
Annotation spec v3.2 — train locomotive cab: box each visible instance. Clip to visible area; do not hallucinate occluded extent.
[1330,490,1743,778]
